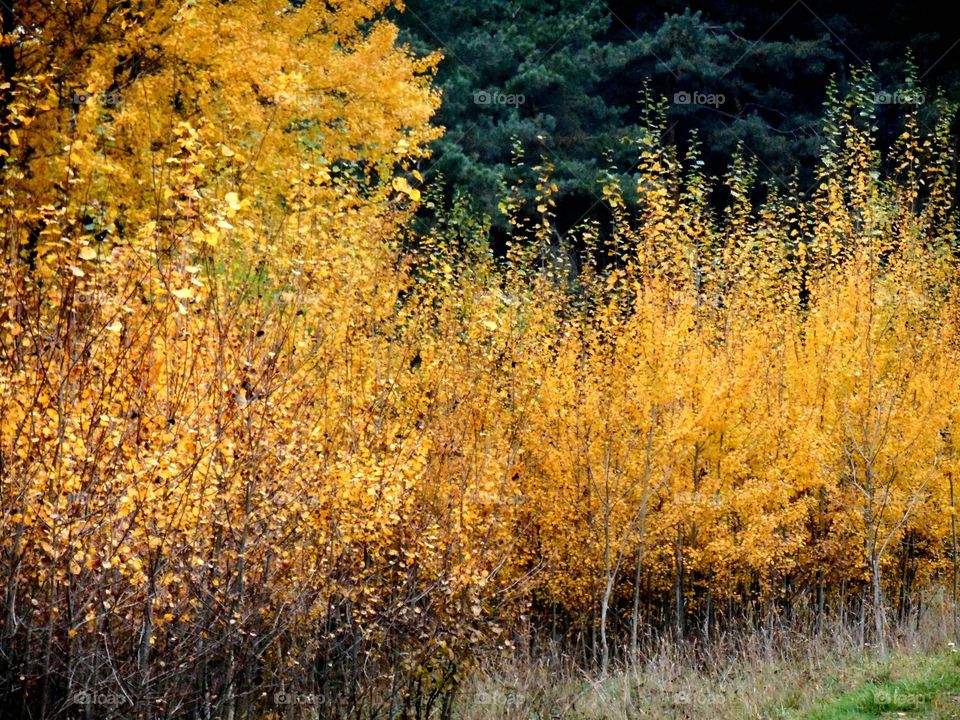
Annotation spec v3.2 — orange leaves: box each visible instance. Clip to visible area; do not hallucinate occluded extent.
[2,0,960,708]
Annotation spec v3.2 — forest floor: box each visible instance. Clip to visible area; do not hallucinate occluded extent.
[453,615,960,719]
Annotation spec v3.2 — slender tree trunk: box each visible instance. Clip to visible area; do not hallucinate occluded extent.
[673,533,684,638]
[857,589,865,649]
[703,587,712,642]
[630,409,658,665]
[630,547,643,666]
[599,576,612,675]
[872,557,885,653]
[840,578,846,626]
[950,472,959,640]
[598,443,613,675]
[816,570,825,636]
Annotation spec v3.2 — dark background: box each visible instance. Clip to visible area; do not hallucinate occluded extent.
[395,0,960,234]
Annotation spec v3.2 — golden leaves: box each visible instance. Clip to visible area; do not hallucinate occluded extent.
[392,176,421,202]
[1,1,957,705]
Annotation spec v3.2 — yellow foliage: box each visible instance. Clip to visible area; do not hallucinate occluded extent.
[1,8,959,715]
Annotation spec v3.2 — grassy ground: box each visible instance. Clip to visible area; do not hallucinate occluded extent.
[455,648,960,719]
[790,651,960,719]
[453,606,960,719]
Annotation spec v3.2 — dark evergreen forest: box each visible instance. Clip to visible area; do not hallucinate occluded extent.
[397,0,960,235]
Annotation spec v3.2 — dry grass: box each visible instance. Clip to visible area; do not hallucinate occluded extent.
[454,597,960,719]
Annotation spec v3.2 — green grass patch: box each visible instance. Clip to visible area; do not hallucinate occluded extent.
[794,652,960,719]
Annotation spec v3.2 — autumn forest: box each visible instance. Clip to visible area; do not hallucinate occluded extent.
[4,1,960,719]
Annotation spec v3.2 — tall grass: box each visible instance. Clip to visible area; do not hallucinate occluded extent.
[453,593,958,720]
